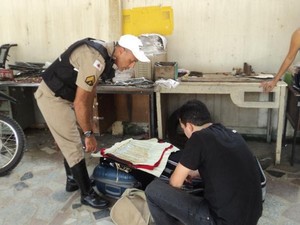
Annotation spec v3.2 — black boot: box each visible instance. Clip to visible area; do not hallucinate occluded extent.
[64,159,79,192]
[71,159,109,209]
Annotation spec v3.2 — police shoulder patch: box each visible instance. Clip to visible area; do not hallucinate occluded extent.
[85,75,96,86]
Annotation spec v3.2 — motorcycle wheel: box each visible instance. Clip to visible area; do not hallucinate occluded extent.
[0,114,26,176]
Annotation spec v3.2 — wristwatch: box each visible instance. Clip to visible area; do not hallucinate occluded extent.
[83,130,94,138]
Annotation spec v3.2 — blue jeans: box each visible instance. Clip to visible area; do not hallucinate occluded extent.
[145,179,215,225]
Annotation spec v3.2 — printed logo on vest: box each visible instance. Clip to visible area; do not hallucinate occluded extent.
[85,75,96,86]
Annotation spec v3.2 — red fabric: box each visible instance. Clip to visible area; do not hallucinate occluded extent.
[100,145,174,170]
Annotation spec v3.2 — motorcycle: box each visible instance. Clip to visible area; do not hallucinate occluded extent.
[0,90,26,176]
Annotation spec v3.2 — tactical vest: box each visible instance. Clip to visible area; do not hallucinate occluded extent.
[42,38,115,102]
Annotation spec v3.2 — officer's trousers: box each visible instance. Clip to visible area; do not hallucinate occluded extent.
[34,80,84,167]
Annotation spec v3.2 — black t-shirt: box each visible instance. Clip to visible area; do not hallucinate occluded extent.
[180,123,262,225]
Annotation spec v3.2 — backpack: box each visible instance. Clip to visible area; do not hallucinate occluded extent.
[110,188,154,225]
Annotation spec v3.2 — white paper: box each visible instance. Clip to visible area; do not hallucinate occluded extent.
[92,138,179,177]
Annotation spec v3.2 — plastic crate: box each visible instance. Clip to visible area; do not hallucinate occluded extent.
[122,6,173,36]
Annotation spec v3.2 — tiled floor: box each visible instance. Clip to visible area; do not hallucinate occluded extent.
[0,128,300,225]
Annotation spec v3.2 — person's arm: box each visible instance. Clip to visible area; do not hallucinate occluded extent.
[260,28,300,92]
[169,162,191,188]
[73,85,97,153]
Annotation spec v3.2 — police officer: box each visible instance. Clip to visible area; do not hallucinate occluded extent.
[35,34,150,209]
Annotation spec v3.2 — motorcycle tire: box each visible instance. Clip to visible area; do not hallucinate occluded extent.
[0,114,26,176]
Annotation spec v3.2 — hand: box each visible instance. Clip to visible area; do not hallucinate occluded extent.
[185,170,201,183]
[260,80,276,92]
[188,169,201,178]
[84,135,98,153]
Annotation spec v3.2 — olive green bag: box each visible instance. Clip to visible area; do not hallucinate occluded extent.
[110,188,154,225]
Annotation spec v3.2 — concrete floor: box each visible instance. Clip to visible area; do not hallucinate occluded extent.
[0,128,300,225]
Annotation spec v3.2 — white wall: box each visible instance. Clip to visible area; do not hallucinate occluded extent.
[1,0,299,137]
[1,0,299,73]
[122,0,300,138]
[0,0,121,64]
[123,0,300,74]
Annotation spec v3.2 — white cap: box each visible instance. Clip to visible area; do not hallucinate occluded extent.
[118,34,150,62]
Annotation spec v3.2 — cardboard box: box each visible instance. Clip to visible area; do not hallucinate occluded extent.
[154,62,178,80]
[134,52,167,80]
